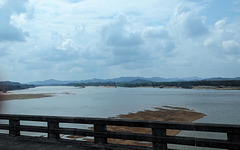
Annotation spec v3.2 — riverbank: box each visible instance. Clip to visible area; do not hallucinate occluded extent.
[192,86,240,90]
[83,85,240,90]
[154,85,240,90]
[84,106,206,147]
[0,93,52,101]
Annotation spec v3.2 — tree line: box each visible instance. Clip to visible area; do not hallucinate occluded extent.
[69,80,240,89]
[1,80,239,92]
[0,81,35,92]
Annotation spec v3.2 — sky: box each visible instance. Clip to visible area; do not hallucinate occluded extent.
[0,0,240,83]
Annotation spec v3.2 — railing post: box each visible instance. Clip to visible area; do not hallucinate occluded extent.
[94,124,107,144]
[227,132,240,150]
[152,128,167,150]
[47,121,60,139]
[9,119,20,137]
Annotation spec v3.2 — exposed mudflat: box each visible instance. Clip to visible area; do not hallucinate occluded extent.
[0,93,52,101]
[84,106,206,147]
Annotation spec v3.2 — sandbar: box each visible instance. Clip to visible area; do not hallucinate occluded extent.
[83,106,206,147]
[0,93,52,101]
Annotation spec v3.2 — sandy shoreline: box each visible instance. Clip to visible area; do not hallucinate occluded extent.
[84,85,240,90]
[192,86,240,90]
[84,106,206,147]
[0,93,52,101]
[137,85,240,90]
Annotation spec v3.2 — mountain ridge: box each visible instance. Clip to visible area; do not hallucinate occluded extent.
[27,76,240,86]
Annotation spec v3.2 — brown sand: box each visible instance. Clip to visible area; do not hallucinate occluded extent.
[0,93,52,101]
[65,135,85,140]
[83,106,206,147]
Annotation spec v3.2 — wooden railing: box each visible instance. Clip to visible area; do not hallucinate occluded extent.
[0,114,239,150]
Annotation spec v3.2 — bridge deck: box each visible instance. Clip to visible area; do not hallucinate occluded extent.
[0,134,150,150]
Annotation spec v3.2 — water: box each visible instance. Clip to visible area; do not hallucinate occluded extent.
[2,86,240,124]
[1,86,240,149]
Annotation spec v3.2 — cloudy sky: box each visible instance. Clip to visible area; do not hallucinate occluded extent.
[0,0,240,83]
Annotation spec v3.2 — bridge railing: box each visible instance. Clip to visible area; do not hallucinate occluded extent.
[0,114,239,150]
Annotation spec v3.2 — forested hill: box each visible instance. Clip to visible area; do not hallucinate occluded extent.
[116,80,240,88]
[0,81,35,92]
[28,77,240,86]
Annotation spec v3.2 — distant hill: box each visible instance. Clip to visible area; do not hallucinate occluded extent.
[129,79,153,83]
[178,77,203,81]
[27,76,203,85]
[28,79,71,85]
[110,77,146,82]
[27,76,240,86]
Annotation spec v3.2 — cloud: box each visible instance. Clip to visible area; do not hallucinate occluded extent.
[215,19,226,30]
[0,0,28,42]
[101,14,143,47]
[1,0,240,82]
[98,13,150,66]
[171,4,208,38]
[0,24,26,42]
[0,48,8,57]
[222,40,240,54]
[99,13,177,67]
[183,15,208,37]
[70,66,82,73]
[205,19,240,50]
[40,47,80,62]
[65,0,83,3]
[58,39,79,51]
[143,26,170,39]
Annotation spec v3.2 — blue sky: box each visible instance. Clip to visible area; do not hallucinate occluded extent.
[0,0,240,83]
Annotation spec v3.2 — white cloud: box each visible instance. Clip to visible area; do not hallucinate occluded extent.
[205,19,240,54]
[143,26,170,39]
[58,39,79,51]
[101,14,143,47]
[215,19,226,30]
[170,4,208,38]
[1,0,240,82]
[222,40,240,54]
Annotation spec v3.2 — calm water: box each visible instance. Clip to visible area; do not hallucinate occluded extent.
[1,86,240,149]
[2,86,240,124]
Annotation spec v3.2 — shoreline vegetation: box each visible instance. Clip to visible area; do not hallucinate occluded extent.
[1,80,240,93]
[83,106,206,147]
[1,85,239,101]
[71,80,240,90]
[0,81,35,93]
[87,85,240,90]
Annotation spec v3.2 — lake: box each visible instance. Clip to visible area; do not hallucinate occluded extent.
[1,86,240,149]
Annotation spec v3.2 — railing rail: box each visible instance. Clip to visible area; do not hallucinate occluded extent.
[0,114,239,150]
